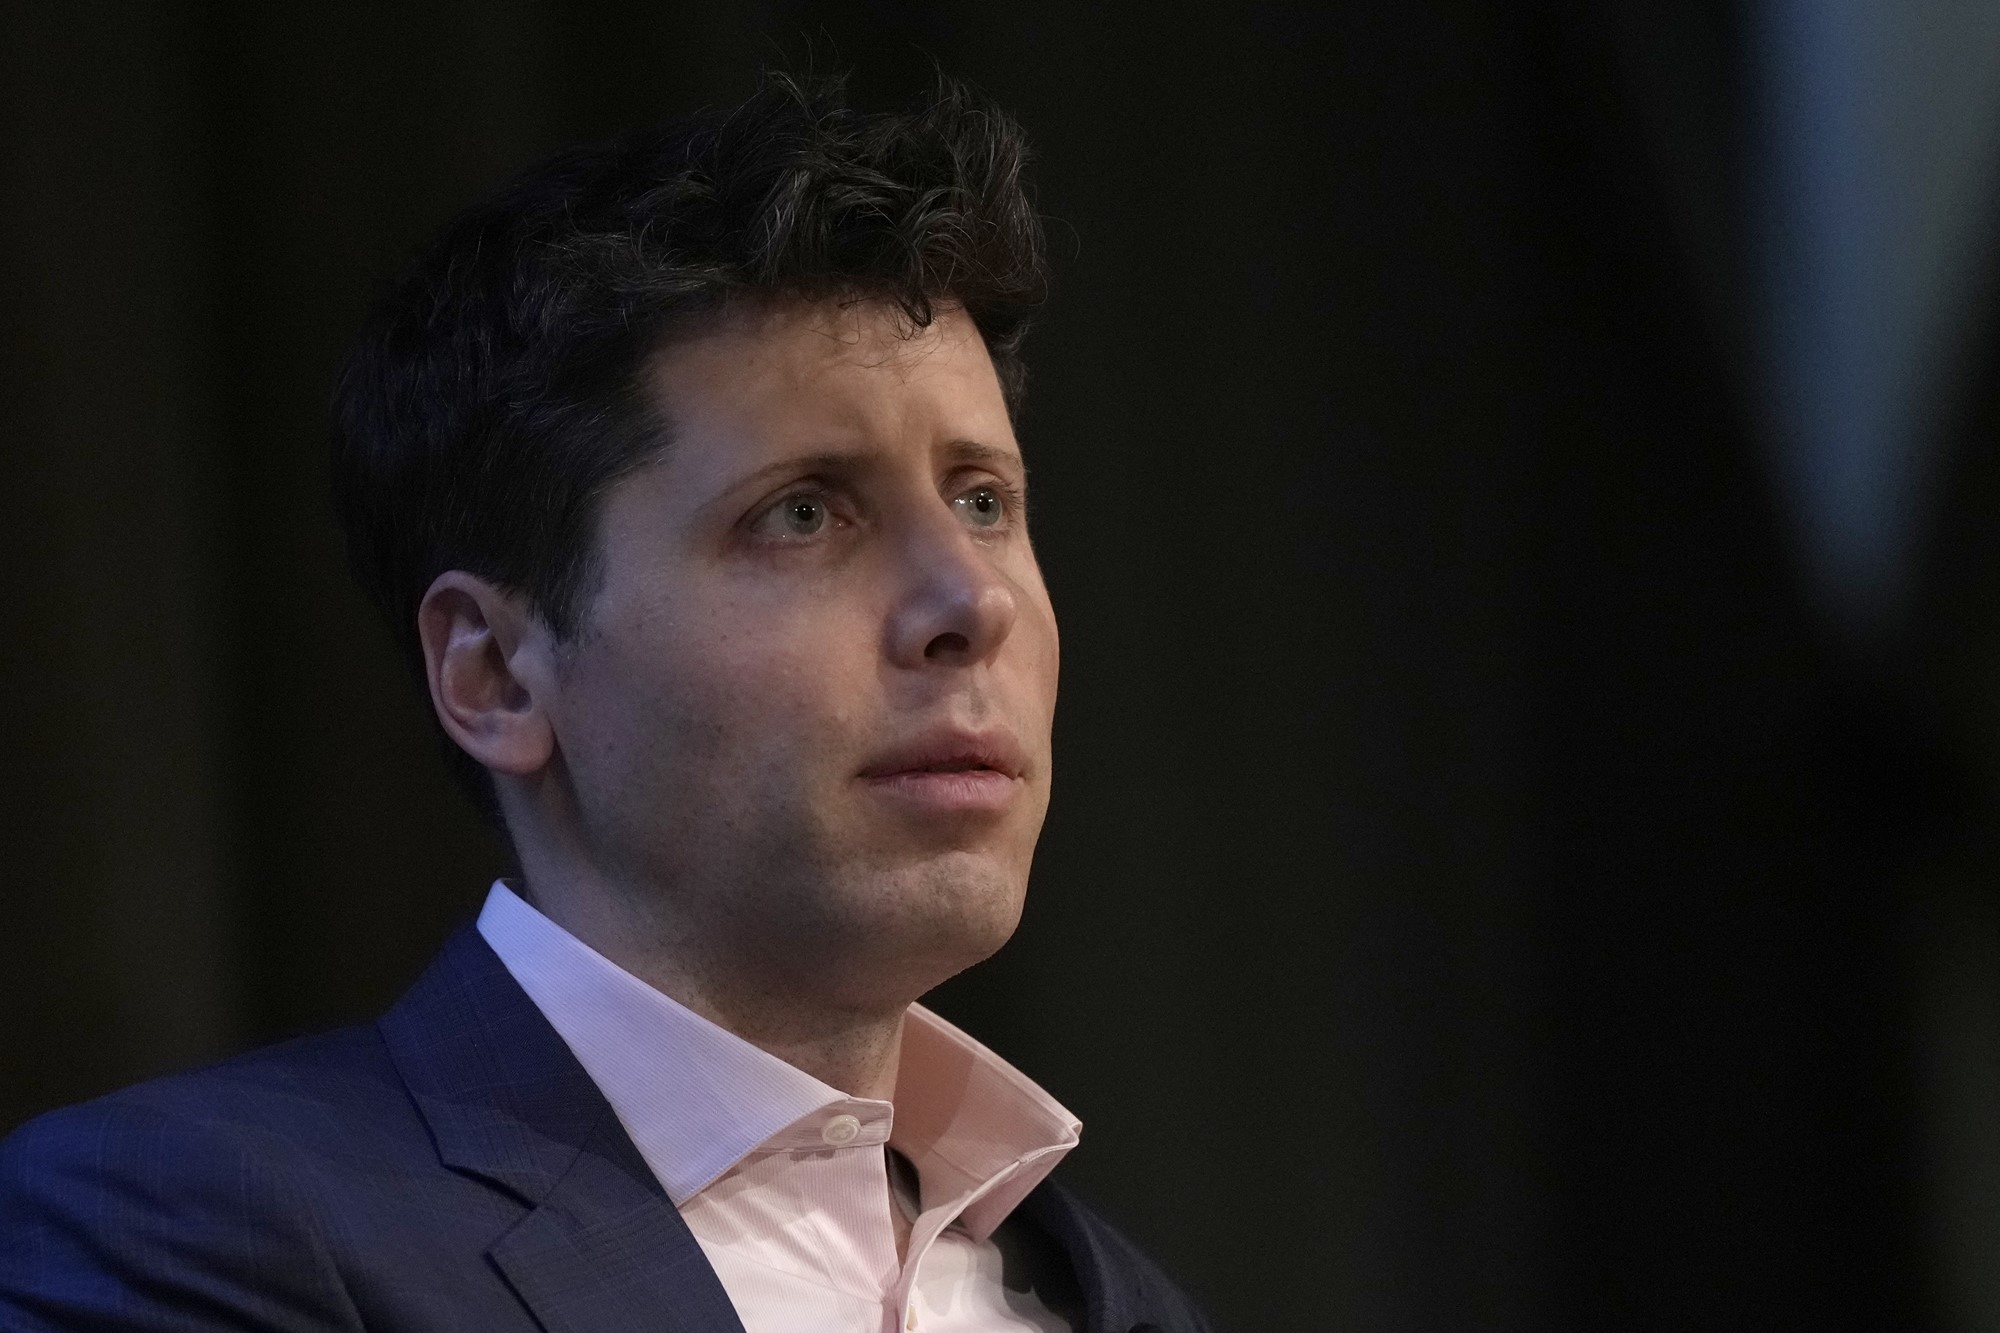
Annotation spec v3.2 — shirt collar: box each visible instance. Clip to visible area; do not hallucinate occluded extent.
[476,882,1079,1234]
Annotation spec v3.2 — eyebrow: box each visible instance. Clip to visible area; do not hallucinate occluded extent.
[939,438,1028,475]
[724,438,1026,494]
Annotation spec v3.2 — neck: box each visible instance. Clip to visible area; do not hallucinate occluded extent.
[510,875,909,1101]
[722,1004,907,1103]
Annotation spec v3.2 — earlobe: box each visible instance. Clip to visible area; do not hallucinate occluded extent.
[416,571,556,777]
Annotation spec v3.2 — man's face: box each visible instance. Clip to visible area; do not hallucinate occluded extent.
[537,299,1058,1009]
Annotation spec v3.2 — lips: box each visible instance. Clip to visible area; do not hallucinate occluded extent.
[858,728,1027,782]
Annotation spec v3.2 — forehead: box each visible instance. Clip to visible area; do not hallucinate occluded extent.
[643,298,1016,464]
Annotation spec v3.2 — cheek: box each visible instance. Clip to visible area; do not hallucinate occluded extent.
[1015,582,1061,710]
[1039,594,1060,683]
[586,601,869,778]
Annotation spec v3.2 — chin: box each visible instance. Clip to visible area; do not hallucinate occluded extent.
[902,848,1027,942]
[818,852,1029,1003]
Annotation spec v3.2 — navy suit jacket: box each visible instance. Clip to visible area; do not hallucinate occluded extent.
[0,925,1214,1333]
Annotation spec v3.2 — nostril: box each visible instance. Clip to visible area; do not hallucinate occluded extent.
[923,631,972,660]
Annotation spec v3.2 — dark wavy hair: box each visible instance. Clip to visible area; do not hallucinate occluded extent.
[330,71,1047,812]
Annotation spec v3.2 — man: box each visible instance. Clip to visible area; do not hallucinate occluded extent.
[0,73,1215,1333]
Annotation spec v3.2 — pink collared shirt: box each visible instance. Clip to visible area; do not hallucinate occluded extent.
[476,883,1084,1333]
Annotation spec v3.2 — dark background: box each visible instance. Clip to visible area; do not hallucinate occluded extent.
[7,3,2000,1329]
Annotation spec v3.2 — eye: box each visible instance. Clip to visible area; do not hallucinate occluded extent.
[750,489,839,540]
[779,494,827,535]
[953,484,1007,530]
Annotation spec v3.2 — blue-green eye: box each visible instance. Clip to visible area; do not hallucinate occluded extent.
[775,493,827,536]
[954,486,1005,529]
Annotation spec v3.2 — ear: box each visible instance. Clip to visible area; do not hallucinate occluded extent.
[416,571,557,778]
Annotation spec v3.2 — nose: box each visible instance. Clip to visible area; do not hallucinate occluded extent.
[884,518,1019,669]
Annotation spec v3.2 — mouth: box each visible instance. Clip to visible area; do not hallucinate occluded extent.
[858,729,1027,813]
[859,729,1025,780]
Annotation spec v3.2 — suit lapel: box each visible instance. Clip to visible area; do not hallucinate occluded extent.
[379,925,745,1333]
[1015,1180,1157,1333]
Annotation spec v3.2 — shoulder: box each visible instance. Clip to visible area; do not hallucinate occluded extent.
[2,1021,430,1196]
[0,1024,418,1332]
[1017,1177,1220,1333]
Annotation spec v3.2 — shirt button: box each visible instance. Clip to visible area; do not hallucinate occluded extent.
[821,1113,861,1146]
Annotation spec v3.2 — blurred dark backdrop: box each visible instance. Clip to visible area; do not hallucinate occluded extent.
[7,2,2000,1329]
